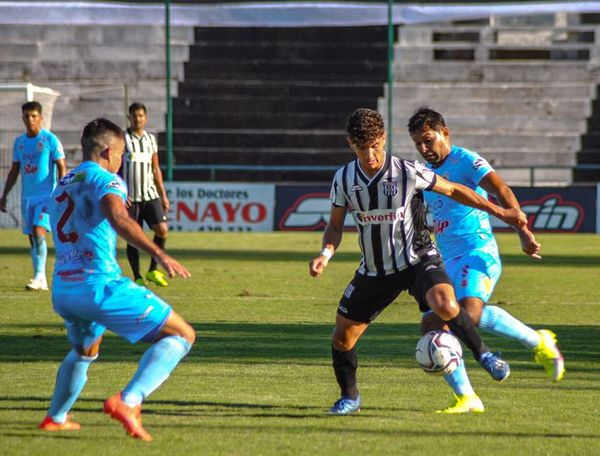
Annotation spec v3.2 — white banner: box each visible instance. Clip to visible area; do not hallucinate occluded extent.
[165,182,275,232]
[2,2,600,27]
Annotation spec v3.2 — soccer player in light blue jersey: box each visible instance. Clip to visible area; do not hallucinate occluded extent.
[408,107,565,414]
[37,119,195,441]
[0,101,66,290]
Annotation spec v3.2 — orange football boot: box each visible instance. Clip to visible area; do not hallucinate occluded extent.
[103,393,153,441]
[38,414,81,431]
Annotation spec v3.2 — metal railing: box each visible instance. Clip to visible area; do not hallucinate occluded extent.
[161,163,591,186]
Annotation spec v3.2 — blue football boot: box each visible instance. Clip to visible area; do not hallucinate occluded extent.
[479,352,510,382]
[329,395,361,415]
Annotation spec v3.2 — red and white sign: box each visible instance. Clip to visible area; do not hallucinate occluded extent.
[165,182,275,232]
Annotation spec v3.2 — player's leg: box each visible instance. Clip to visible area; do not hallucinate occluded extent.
[22,198,48,290]
[119,311,195,407]
[456,252,564,381]
[330,314,369,414]
[329,273,400,414]
[100,278,194,440]
[425,283,510,381]
[411,255,509,381]
[145,199,169,287]
[421,312,483,414]
[39,317,106,431]
[126,202,144,285]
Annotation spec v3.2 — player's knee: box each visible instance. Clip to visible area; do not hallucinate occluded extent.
[154,225,168,239]
[76,337,103,357]
[179,322,196,346]
[460,298,484,325]
[331,333,356,352]
[431,299,459,321]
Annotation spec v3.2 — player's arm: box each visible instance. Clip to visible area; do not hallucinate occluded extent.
[309,204,347,277]
[100,193,189,278]
[151,153,170,211]
[0,161,20,212]
[479,171,541,259]
[430,175,526,228]
[55,158,67,180]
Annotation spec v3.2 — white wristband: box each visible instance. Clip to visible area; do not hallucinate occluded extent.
[320,247,334,260]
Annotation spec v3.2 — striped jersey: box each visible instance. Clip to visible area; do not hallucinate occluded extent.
[122,128,159,202]
[330,153,439,277]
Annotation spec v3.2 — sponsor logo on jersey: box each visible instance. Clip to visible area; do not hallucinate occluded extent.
[351,184,364,193]
[355,208,405,225]
[60,172,86,186]
[490,194,584,232]
[473,158,486,170]
[107,179,127,194]
[434,219,450,235]
[415,162,435,182]
[382,181,398,197]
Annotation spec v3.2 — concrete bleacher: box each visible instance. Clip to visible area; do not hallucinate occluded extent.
[0,24,195,165]
[384,19,600,186]
[1,15,599,185]
[167,26,389,182]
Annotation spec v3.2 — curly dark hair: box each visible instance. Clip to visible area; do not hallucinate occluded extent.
[407,107,447,134]
[346,108,385,145]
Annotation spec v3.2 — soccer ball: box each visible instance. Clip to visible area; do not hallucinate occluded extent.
[415,330,463,375]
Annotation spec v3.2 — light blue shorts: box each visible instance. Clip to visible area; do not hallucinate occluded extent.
[21,196,51,235]
[52,276,172,349]
[444,248,501,303]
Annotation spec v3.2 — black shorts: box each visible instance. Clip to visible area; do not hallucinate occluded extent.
[337,254,452,323]
[128,199,167,228]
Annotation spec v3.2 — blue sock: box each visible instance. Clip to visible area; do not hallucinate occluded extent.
[122,336,192,407]
[443,360,475,397]
[32,236,47,279]
[480,305,541,349]
[48,349,96,423]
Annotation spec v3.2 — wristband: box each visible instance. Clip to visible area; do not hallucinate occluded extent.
[320,247,334,260]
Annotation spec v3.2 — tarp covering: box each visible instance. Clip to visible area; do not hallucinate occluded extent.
[1,1,600,26]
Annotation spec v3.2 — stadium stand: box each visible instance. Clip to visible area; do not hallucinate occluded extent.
[0,24,195,165]
[166,26,391,182]
[384,16,600,186]
[1,9,600,185]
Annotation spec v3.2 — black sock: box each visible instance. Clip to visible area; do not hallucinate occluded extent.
[126,244,141,280]
[149,235,166,272]
[446,307,489,361]
[332,346,359,400]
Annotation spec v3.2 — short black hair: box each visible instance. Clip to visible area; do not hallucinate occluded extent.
[22,101,42,115]
[128,102,147,115]
[407,107,447,134]
[81,118,124,156]
[346,108,385,145]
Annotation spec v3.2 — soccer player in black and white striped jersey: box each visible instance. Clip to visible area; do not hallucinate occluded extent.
[309,109,527,415]
[121,103,171,287]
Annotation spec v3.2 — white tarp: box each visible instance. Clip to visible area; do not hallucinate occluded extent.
[1,2,600,27]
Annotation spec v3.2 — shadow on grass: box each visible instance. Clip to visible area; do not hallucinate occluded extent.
[1,322,599,371]
[1,245,599,267]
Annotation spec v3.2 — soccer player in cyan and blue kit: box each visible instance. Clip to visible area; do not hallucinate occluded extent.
[37,119,195,441]
[409,107,564,414]
[0,101,66,290]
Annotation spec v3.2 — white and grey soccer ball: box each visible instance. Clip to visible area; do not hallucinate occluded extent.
[415,330,463,375]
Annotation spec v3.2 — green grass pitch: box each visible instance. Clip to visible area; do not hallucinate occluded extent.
[1,230,600,455]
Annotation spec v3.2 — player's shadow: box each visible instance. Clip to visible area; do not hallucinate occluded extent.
[1,322,599,375]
